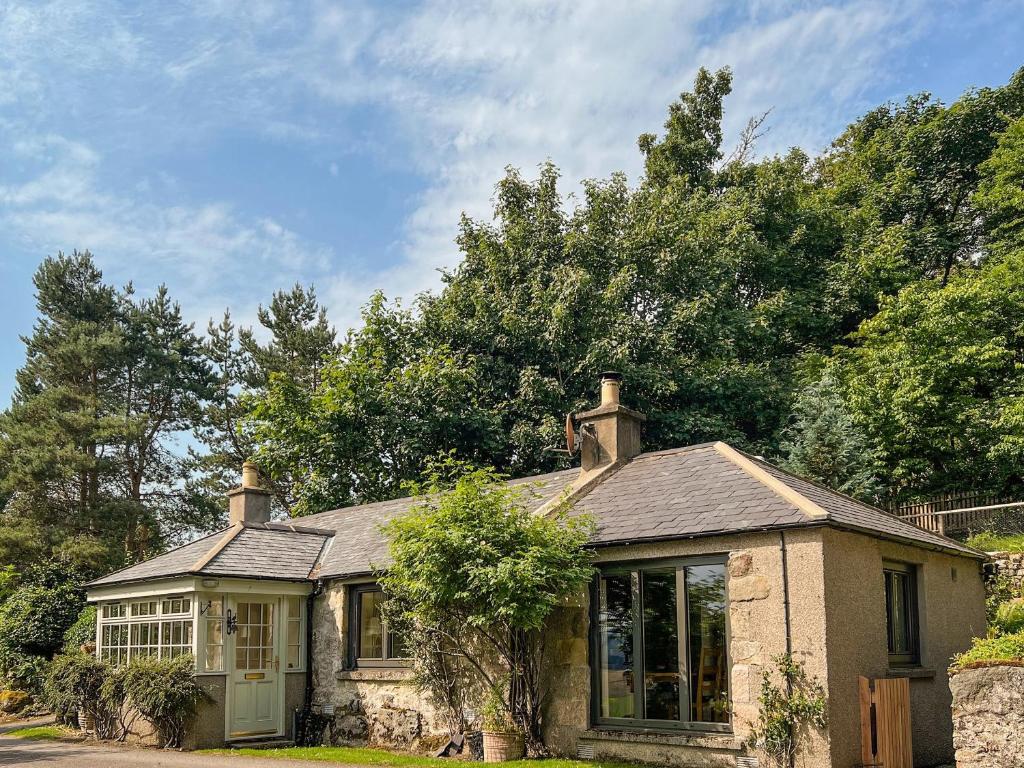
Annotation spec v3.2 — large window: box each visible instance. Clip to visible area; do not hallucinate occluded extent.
[348,585,409,668]
[97,595,194,666]
[884,563,920,666]
[593,559,729,730]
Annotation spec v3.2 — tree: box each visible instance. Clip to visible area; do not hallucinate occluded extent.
[379,461,594,753]
[0,252,216,572]
[842,249,1024,501]
[975,115,1024,256]
[779,372,882,503]
[193,284,338,513]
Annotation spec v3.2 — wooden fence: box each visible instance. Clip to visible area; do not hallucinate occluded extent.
[892,493,1023,536]
[859,676,912,768]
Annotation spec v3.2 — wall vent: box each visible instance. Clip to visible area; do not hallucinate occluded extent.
[322,704,335,716]
[576,743,595,760]
[736,757,759,768]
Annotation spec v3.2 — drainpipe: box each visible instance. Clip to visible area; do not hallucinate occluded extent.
[298,578,324,744]
[779,531,794,768]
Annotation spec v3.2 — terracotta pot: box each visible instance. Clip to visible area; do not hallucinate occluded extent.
[482,730,524,762]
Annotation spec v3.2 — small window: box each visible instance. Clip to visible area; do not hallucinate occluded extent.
[884,563,920,665]
[202,596,225,673]
[131,600,158,617]
[286,596,304,670]
[161,596,191,616]
[102,603,126,619]
[348,585,409,667]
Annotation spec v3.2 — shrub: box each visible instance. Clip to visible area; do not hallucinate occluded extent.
[43,652,117,738]
[121,654,204,748]
[993,600,1024,636]
[952,631,1024,668]
[62,606,98,652]
[0,645,48,694]
[380,461,594,755]
[0,583,83,657]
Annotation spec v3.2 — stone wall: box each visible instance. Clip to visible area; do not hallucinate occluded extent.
[989,551,1024,592]
[950,664,1024,768]
[310,581,446,750]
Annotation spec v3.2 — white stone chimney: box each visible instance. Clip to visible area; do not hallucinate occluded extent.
[227,461,271,525]
[576,372,645,475]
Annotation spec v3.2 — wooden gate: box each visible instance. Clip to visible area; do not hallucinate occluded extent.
[859,676,912,768]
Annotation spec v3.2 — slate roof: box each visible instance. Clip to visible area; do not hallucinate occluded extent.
[87,442,982,590]
[88,523,332,587]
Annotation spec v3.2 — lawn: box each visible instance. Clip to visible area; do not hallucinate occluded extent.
[203,745,639,768]
[965,531,1024,553]
[5,725,68,740]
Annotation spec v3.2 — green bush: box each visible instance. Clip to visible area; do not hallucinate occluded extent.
[952,631,1024,667]
[966,531,1024,554]
[0,583,83,657]
[62,606,98,652]
[0,645,49,694]
[993,600,1024,636]
[43,652,118,738]
[121,654,204,748]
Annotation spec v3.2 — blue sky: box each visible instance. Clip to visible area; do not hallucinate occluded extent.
[1,0,1022,405]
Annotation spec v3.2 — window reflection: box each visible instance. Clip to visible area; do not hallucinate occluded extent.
[687,565,728,723]
[598,574,634,718]
[642,569,680,721]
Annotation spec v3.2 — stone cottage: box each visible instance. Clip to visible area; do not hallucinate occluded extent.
[86,374,986,767]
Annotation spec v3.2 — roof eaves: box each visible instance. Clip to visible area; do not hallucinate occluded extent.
[713,442,828,519]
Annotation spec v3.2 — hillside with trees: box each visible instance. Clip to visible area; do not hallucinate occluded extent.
[1,65,1023,690]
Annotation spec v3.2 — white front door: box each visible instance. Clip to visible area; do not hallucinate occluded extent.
[228,598,281,738]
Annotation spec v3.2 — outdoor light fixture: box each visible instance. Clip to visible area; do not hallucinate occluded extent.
[201,578,219,588]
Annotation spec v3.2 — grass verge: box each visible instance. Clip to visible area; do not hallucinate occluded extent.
[202,745,639,768]
[5,725,68,740]
[965,531,1024,553]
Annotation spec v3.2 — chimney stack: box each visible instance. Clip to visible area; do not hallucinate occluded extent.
[576,372,645,475]
[228,461,271,525]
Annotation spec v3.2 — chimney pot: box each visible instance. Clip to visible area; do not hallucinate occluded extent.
[241,461,260,489]
[599,371,622,406]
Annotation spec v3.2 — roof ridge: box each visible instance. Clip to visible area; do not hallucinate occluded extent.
[740,450,985,554]
[712,442,829,520]
[191,524,244,572]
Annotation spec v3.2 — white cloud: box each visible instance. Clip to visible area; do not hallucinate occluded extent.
[0,0,932,337]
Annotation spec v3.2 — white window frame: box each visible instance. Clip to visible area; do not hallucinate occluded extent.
[284,596,305,672]
[97,595,197,666]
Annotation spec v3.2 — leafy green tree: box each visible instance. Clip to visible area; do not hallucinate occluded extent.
[379,460,594,753]
[780,373,882,503]
[843,249,1024,501]
[975,115,1024,255]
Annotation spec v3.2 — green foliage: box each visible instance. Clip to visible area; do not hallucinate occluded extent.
[748,654,828,768]
[968,532,1024,554]
[120,654,204,748]
[62,606,98,652]
[0,583,83,657]
[993,600,1024,636]
[0,251,216,575]
[952,631,1024,667]
[975,115,1024,254]
[43,652,116,737]
[480,684,520,734]
[380,460,593,752]
[779,372,881,502]
[982,571,1019,627]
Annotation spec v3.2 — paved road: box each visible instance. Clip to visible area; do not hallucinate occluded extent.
[0,733,358,768]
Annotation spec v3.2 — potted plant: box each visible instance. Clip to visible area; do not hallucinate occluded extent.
[480,687,524,763]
